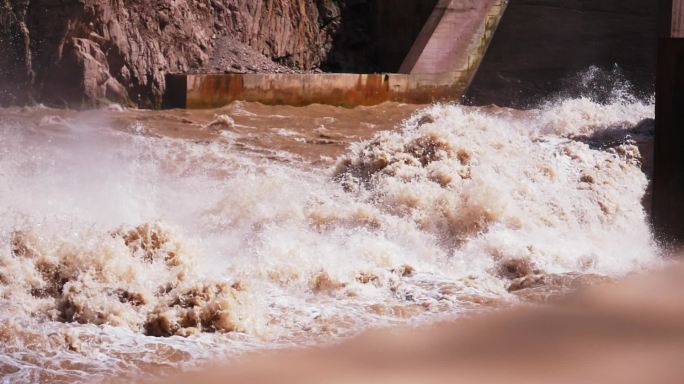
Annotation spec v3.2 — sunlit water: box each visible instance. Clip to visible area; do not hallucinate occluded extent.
[0,85,660,382]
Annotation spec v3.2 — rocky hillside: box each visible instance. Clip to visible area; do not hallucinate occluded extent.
[1,0,659,109]
[0,0,344,107]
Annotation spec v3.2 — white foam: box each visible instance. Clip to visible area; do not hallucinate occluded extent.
[0,94,660,380]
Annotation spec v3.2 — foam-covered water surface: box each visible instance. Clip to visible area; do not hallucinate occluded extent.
[0,93,659,382]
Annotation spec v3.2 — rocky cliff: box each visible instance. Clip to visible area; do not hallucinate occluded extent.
[0,0,344,107]
[1,0,659,109]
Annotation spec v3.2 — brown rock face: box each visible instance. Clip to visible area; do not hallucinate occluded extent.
[0,0,344,108]
[2,0,658,108]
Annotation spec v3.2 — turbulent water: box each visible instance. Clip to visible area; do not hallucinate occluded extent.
[0,90,659,382]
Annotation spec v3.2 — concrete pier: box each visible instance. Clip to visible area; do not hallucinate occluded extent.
[653,0,684,241]
[164,0,507,109]
[400,0,502,77]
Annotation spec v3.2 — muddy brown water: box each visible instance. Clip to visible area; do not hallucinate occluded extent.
[0,96,661,383]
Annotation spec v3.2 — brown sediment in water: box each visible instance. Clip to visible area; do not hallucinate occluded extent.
[4,223,249,338]
[0,102,420,165]
[0,95,660,382]
[159,263,684,384]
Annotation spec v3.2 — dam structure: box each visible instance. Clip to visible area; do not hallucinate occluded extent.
[164,0,508,108]
[654,0,684,241]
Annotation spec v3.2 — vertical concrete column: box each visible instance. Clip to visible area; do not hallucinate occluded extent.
[653,0,684,241]
[397,0,506,76]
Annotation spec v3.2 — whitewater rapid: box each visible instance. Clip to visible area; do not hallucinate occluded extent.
[0,93,659,382]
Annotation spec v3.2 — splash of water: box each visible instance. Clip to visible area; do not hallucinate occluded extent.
[0,92,659,382]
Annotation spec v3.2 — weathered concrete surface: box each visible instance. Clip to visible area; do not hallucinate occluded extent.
[653,0,684,242]
[167,0,508,108]
[400,0,505,75]
[466,0,658,107]
[672,0,684,38]
[168,73,467,108]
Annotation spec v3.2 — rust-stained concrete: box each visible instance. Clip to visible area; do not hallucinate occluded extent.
[171,73,465,108]
[164,0,508,109]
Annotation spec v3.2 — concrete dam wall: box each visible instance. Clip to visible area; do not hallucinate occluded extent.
[165,0,509,108]
[466,0,658,107]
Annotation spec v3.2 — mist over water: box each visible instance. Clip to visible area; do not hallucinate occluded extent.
[0,81,660,382]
